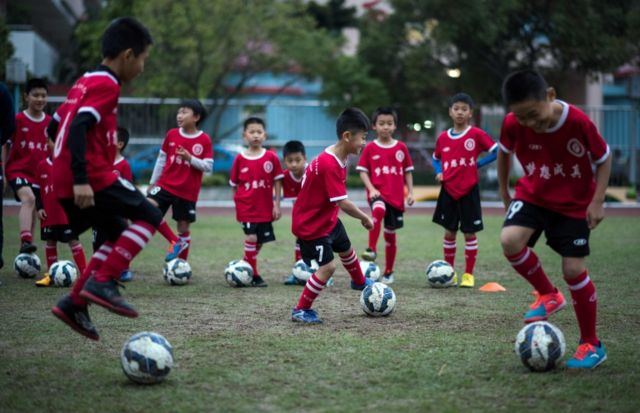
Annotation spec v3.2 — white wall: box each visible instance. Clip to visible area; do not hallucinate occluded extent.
[9,30,59,80]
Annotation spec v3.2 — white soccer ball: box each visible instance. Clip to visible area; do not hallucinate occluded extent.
[224,259,254,287]
[14,253,41,278]
[291,259,318,283]
[426,260,457,288]
[163,258,192,285]
[50,260,78,287]
[360,260,381,281]
[121,332,174,384]
[515,321,566,372]
[360,282,396,317]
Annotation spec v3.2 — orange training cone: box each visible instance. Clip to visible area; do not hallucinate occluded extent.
[479,282,506,292]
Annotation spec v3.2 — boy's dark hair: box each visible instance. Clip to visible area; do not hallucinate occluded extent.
[102,17,153,59]
[502,69,548,107]
[336,107,370,139]
[25,78,48,94]
[283,140,306,158]
[244,117,265,131]
[449,93,474,109]
[180,99,206,126]
[371,107,398,125]
[117,127,130,151]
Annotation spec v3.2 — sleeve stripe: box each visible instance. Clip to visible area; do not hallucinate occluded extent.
[229,180,237,187]
[274,173,284,180]
[498,143,512,154]
[405,166,415,172]
[78,107,101,123]
[593,145,610,165]
[53,112,60,122]
[329,194,348,202]
[489,143,499,152]
[355,166,368,172]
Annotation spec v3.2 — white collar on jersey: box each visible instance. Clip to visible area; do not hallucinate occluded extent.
[373,139,398,148]
[324,146,347,168]
[545,100,569,133]
[446,125,472,140]
[288,168,304,182]
[179,128,203,139]
[241,148,267,160]
[22,110,46,123]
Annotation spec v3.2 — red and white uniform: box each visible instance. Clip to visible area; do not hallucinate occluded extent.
[113,156,133,182]
[500,101,610,219]
[356,140,414,211]
[282,169,303,201]
[34,158,68,227]
[155,128,213,202]
[230,149,283,223]
[292,149,347,240]
[434,126,497,200]
[5,111,50,182]
[52,70,120,199]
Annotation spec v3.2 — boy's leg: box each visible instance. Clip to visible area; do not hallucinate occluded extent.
[443,231,456,267]
[364,199,385,260]
[294,242,302,261]
[16,185,37,253]
[176,220,191,260]
[383,228,397,274]
[69,239,87,275]
[563,258,598,345]
[45,239,58,271]
[463,233,477,274]
[292,237,335,323]
[295,262,334,311]
[243,231,259,275]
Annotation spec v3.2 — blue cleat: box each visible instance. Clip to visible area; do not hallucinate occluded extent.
[291,308,322,324]
[165,239,189,262]
[350,277,375,291]
[284,275,302,285]
[119,270,134,282]
[566,342,607,369]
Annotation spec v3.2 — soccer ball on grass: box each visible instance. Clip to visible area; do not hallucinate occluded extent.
[515,321,566,372]
[163,258,192,285]
[121,332,173,384]
[14,253,41,278]
[425,260,456,288]
[50,260,78,287]
[224,259,253,287]
[360,282,396,317]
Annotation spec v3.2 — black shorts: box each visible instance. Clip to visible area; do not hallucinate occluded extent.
[432,184,483,233]
[369,196,404,230]
[9,177,35,202]
[241,222,276,244]
[298,219,351,267]
[41,225,76,243]
[503,199,590,257]
[148,186,197,223]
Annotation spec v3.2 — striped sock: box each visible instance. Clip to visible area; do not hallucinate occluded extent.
[94,222,156,282]
[296,273,326,310]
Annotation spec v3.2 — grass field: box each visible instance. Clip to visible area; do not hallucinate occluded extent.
[0,210,639,413]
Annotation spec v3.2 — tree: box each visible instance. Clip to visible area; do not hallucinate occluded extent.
[306,0,358,33]
[0,19,15,80]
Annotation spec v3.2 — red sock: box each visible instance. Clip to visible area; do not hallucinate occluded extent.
[243,240,258,276]
[296,273,326,310]
[294,242,302,261]
[70,242,112,305]
[464,235,478,274]
[368,201,385,251]
[70,243,87,275]
[45,244,58,270]
[178,231,191,260]
[383,229,397,274]
[443,236,456,266]
[340,249,365,285]
[20,230,33,243]
[157,219,179,243]
[94,222,156,282]
[565,270,598,346]
[505,247,555,295]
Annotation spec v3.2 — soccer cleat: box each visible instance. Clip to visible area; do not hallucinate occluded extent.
[19,242,37,254]
[459,272,475,288]
[291,308,322,324]
[361,248,377,262]
[119,270,134,282]
[524,289,566,323]
[284,275,304,286]
[381,272,395,284]
[79,277,138,318]
[51,294,99,340]
[165,239,189,262]
[350,277,375,291]
[35,272,52,287]
[566,342,607,369]
[251,275,268,287]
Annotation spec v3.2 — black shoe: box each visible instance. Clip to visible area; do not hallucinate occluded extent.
[251,275,268,287]
[19,242,37,254]
[51,294,99,341]
[79,277,139,318]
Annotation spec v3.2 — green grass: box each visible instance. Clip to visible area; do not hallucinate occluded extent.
[1,212,639,413]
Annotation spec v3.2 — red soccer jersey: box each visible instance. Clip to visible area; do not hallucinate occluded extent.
[500,101,610,219]
[5,111,50,182]
[230,149,284,222]
[114,156,133,182]
[156,128,213,202]
[356,139,414,210]
[292,149,348,240]
[433,126,497,200]
[282,169,303,201]
[52,70,120,199]
[34,158,68,227]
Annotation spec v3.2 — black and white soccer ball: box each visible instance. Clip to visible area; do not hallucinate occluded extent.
[121,332,173,384]
[291,259,318,283]
[360,260,381,281]
[163,258,192,285]
[360,282,396,317]
[425,260,457,288]
[50,260,78,287]
[224,259,253,287]
[515,321,566,372]
[14,253,41,278]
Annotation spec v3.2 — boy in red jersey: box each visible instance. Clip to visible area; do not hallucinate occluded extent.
[431,93,498,288]
[148,100,213,262]
[230,117,283,287]
[291,108,375,324]
[49,17,162,341]
[356,107,415,284]
[33,136,87,287]
[499,69,611,369]
[2,78,50,254]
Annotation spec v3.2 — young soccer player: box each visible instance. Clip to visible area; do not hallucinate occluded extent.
[431,93,498,288]
[291,108,375,324]
[230,117,283,287]
[148,100,213,262]
[49,17,162,341]
[2,78,51,254]
[498,69,611,369]
[356,107,415,284]
[33,136,87,287]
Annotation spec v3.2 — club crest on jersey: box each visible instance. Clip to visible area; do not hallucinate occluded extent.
[464,138,475,151]
[395,150,405,162]
[192,143,203,156]
[567,138,585,158]
[264,161,273,173]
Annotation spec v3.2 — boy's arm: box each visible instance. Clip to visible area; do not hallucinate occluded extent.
[497,149,512,209]
[404,171,414,206]
[477,146,498,168]
[272,179,282,220]
[586,153,612,229]
[68,112,97,209]
[149,150,167,187]
[337,198,373,230]
[358,171,380,199]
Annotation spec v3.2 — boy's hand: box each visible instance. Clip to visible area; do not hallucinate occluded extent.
[361,215,374,230]
[500,191,512,210]
[272,204,281,221]
[176,146,192,162]
[368,188,381,199]
[73,184,94,209]
[406,193,415,206]
[435,173,443,182]
[586,200,605,229]
[38,209,47,221]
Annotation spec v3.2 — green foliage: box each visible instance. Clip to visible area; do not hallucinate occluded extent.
[306,0,358,33]
[345,172,363,187]
[201,173,228,187]
[0,19,15,79]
